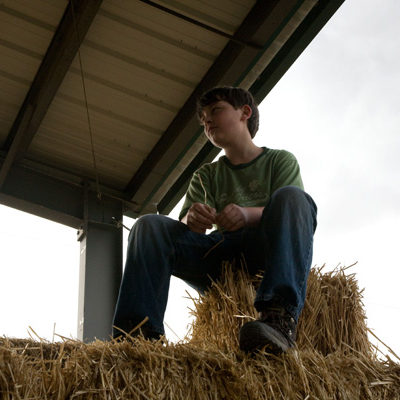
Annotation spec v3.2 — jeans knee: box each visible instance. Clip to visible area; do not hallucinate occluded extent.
[271,186,305,205]
[272,186,316,213]
[136,213,162,227]
[270,186,317,228]
[131,214,185,240]
[133,214,170,232]
[129,214,161,239]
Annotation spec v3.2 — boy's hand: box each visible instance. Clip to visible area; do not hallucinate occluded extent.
[216,204,264,231]
[215,204,248,232]
[184,203,216,233]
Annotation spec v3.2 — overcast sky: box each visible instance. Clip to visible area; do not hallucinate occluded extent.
[1,0,399,357]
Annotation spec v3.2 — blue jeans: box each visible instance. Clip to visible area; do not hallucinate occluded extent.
[112,186,317,337]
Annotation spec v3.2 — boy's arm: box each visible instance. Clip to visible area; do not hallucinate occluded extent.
[216,204,264,232]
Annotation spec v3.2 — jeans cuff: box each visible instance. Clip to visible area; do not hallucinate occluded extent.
[254,295,298,321]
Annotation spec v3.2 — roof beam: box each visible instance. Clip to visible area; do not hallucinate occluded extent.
[138,0,263,50]
[0,156,127,229]
[0,159,85,228]
[0,0,102,189]
[0,105,34,188]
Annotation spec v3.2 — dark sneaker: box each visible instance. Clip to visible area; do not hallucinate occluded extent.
[239,308,297,354]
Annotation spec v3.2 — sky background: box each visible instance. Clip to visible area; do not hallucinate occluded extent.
[1,0,399,357]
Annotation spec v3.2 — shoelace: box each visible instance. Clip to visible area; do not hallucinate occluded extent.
[260,308,297,343]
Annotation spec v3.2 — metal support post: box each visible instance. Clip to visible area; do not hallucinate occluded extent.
[77,185,123,342]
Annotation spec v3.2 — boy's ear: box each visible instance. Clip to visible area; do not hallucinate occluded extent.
[241,105,252,121]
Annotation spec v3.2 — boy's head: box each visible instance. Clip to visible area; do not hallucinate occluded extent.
[197,86,259,138]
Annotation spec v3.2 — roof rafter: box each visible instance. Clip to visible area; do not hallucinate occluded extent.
[0,0,103,189]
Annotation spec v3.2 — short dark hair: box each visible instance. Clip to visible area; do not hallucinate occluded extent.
[197,86,259,138]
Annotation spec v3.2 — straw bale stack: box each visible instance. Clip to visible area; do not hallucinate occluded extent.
[190,262,372,355]
[1,264,399,399]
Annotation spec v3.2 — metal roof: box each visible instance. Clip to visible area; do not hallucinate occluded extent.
[0,0,344,227]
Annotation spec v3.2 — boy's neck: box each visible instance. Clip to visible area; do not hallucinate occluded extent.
[224,141,263,165]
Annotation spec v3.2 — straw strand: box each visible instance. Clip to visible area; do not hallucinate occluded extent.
[196,172,225,258]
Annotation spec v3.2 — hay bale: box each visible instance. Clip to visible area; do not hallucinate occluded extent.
[0,264,399,399]
[190,262,372,356]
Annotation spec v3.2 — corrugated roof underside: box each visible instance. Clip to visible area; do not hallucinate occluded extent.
[27,0,256,190]
[0,0,67,147]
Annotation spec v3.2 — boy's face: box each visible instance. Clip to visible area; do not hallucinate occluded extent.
[199,100,251,148]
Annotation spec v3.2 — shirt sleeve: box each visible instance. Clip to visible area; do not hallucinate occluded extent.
[270,150,304,194]
[178,166,215,221]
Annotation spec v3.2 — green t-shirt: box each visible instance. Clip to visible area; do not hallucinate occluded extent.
[179,147,303,220]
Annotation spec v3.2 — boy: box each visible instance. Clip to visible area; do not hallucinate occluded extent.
[113,87,317,354]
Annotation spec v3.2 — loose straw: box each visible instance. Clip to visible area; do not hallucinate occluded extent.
[196,173,225,258]
[1,265,399,399]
